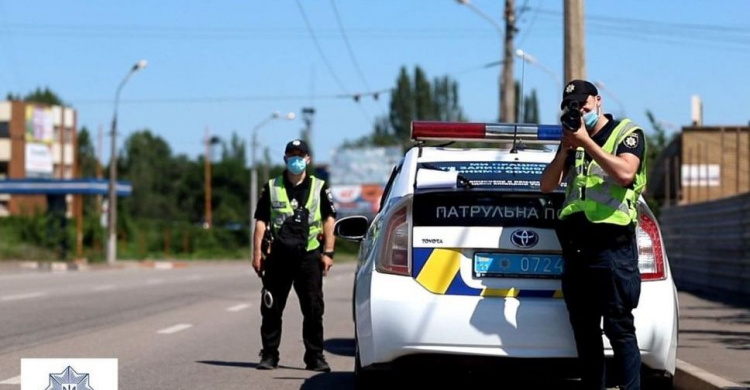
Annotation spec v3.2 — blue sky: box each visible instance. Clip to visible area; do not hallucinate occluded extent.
[2,0,748,165]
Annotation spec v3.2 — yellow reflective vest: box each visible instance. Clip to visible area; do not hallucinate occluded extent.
[559,119,647,226]
[268,175,324,251]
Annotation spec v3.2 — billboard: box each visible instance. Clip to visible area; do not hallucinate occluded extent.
[24,105,54,178]
[329,146,402,219]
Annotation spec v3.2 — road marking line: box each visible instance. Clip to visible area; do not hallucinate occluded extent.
[92,284,117,291]
[226,303,251,312]
[157,324,193,335]
[1,292,46,301]
[0,375,20,384]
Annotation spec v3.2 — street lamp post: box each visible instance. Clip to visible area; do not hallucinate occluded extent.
[248,111,295,257]
[106,60,147,266]
[515,49,563,99]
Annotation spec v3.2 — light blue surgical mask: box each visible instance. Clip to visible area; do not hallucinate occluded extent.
[583,107,599,130]
[286,156,307,174]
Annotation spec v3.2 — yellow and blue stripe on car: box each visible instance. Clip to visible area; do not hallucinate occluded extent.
[412,248,563,298]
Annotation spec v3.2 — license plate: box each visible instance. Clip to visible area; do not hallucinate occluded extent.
[473,252,564,278]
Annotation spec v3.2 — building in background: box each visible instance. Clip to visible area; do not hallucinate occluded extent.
[0,100,77,216]
[328,146,402,220]
[648,125,750,206]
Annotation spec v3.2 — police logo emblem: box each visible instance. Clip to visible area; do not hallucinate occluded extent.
[292,140,301,146]
[623,134,639,148]
[565,84,575,94]
[46,366,95,390]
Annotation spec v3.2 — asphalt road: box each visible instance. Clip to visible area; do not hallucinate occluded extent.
[0,262,745,389]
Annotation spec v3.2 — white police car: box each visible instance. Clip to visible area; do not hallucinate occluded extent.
[335,121,678,388]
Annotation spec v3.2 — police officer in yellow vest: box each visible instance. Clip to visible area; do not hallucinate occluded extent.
[252,139,336,372]
[541,80,647,390]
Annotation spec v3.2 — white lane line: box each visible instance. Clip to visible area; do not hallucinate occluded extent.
[146,278,164,285]
[92,284,117,292]
[157,323,193,335]
[226,303,251,312]
[0,375,20,384]
[1,292,46,302]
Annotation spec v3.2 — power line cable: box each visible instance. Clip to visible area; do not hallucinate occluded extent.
[294,0,373,124]
[329,0,388,115]
[329,0,371,94]
[294,0,349,96]
[69,92,391,105]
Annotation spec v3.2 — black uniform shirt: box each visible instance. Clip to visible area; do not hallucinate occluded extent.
[254,173,337,224]
[556,114,645,253]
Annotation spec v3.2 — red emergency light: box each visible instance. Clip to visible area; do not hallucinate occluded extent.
[411,121,563,143]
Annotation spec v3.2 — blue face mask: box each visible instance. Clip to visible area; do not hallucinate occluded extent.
[583,107,599,130]
[286,156,307,174]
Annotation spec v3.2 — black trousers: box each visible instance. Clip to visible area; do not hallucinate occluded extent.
[561,236,642,390]
[260,248,324,361]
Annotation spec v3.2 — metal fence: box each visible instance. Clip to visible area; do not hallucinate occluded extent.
[659,193,750,297]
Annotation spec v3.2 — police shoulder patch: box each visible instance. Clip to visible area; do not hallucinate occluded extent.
[623,133,639,149]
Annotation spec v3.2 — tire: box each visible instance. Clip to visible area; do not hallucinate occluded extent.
[354,332,389,389]
[643,370,674,390]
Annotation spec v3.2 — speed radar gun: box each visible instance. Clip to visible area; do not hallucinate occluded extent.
[560,101,582,132]
[260,227,274,309]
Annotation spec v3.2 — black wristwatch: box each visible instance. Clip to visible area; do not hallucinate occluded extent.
[323,250,335,259]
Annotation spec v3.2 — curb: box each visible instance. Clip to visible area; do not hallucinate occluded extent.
[675,359,748,390]
[6,260,191,272]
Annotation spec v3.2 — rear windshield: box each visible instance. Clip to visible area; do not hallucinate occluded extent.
[413,191,565,228]
[416,161,565,193]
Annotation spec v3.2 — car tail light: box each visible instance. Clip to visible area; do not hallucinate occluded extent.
[636,212,666,281]
[376,205,410,276]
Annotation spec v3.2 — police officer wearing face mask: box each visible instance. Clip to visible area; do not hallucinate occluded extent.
[540,80,647,390]
[252,139,337,372]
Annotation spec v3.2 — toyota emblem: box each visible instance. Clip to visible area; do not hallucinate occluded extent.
[510,229,539,248]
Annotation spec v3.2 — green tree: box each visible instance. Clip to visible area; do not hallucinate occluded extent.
[644,110,673,167]
[514,82,540,124]
[77,127,99,178]
[211,132,250,226]
[343,65,467,149]
[76,127,100,214]
[23,87,64,105]
[118,130,182,221]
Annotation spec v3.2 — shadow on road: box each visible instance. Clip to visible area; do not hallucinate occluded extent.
[324,337,355,357]
[299,370,583,390]
[300,372,355,389]
[196,360,307,371]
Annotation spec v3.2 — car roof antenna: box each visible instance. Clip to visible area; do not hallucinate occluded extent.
[510,52,527,154]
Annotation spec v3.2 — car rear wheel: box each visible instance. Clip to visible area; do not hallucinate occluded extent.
[643,370,674,389]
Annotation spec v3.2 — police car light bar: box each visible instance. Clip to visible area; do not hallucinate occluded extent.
[411,121,563,143]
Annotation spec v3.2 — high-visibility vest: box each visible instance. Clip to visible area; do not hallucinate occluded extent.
[559,119,648,226]
[268,175,324,251]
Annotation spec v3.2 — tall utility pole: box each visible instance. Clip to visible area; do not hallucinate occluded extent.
[564,0,586,83]
[501,0,516,123]
[96,125,103,215]
[301,107,315,154]
[204,126,213,229]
